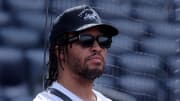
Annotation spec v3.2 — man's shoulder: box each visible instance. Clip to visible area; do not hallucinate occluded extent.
[33,91,63,101]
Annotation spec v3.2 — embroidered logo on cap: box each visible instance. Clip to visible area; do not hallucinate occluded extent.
[78,8,100,22]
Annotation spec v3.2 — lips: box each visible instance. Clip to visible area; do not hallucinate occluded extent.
[87,55,103,63]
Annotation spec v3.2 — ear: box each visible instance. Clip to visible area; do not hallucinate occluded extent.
[55,45,65,62]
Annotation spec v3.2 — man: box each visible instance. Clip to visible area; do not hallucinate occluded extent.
[33,5,118,101]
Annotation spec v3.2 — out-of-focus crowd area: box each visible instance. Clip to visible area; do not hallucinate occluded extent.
[0,0,180,101]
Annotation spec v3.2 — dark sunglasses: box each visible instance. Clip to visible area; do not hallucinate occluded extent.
[67,34,112,48]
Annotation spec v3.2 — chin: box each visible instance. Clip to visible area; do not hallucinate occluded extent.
[79,65,104,81]
[89,65,104,72]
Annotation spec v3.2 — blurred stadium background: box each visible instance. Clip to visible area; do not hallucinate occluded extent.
[0,0,180,101]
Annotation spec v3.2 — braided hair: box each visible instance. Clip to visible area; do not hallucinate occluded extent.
[44,34,68,89]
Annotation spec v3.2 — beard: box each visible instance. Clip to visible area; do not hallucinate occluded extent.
[66,52,104,81]
[77,65,103,81]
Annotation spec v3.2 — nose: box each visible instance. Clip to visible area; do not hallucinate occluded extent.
[90,40,102,52]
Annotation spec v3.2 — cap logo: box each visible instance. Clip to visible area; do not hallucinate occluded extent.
[78,8,99,21]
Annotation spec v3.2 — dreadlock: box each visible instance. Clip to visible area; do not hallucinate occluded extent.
[44,34,68,89]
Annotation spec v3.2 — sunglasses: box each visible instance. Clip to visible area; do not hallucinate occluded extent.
[67,34,112,48]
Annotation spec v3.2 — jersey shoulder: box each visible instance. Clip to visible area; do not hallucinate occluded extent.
[33,91,63,101]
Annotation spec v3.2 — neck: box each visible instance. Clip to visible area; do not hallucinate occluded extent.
[57,69,97,101]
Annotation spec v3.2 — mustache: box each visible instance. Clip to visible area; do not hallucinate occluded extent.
[86,52,104,61]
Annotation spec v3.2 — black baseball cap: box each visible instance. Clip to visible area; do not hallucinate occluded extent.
[50,5,118,42]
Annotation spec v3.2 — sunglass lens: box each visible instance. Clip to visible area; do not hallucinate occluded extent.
[79,34,94,47]
[98,36,112,48]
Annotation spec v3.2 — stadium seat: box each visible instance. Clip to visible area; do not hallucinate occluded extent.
[104,54,116,75]
[24,49,47,93]
[116,75,160,101]
[140,37,180,56]
[7,0,45,11]
[166,77,180,101]
[134,95,158,101]
[151,22,180,38]
[0,46,31,101]
[106,54,116,65]
[174,0,180,8]
[115,53,162,77]
[0,87,3,98]
[169,93,180,101]
[166,56,180,75]
[167,77,180,93]
[108,35,137,54]
[96,0,131,18]
[11,95,32,101]
[0,0,2,8]
[16,11,49,31]
[111,19,147,38]
[132,0,169,7]
[25,49,46,80]
[0,99,4,101]
[134,5,169,21]
[0,98,7,101]
[0,27,41,49]
[0,47,27,86]
[0,11,11,26]
[176,10,180,21]
[51,0,88,12]
[0,30,2,45]
[3,84,30,99]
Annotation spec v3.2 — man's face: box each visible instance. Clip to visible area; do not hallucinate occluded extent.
[63,27,108,81]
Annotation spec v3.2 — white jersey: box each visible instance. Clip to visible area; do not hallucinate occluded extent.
[33,81,112,101]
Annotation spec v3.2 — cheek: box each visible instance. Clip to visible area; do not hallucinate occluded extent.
[76,50,88,64]
[68,47,88,63]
